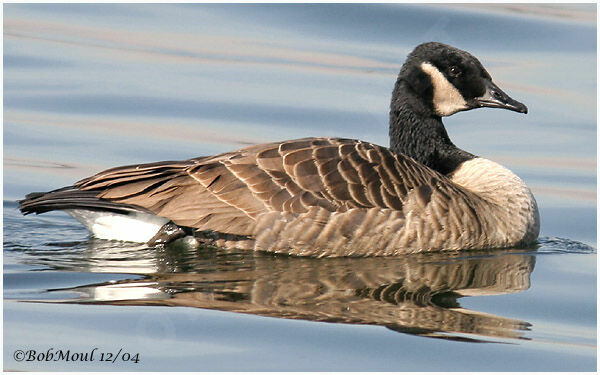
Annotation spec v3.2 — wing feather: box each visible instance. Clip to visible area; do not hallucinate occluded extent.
[26,137,486,244]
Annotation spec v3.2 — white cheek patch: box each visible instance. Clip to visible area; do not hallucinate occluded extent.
[420,62,468,116]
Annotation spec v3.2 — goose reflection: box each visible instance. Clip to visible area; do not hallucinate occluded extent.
[43,241,536,343]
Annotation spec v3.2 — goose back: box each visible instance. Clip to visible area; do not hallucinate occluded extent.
[56,137,521,256]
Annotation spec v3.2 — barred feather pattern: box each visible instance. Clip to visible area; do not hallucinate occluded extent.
[64,137,539,256]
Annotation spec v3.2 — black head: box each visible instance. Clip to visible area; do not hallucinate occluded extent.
[398,42,528,117]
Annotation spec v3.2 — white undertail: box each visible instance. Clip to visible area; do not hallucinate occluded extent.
[66,209,169,243]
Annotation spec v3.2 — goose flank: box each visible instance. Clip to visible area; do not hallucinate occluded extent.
[19,42,540,257]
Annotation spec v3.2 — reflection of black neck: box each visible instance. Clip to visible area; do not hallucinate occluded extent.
[356,282,461,308]
[389,81,475,175]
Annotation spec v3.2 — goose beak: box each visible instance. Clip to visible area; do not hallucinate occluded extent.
[471,80,528,114]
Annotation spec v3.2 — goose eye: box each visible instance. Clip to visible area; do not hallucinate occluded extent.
[448,66,461,78]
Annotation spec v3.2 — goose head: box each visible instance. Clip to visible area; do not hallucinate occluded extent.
[396,42,528,117]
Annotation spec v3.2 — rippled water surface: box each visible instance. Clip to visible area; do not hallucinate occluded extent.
[3,3,597,371]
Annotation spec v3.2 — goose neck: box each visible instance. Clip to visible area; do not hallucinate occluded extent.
[389,84,474,175]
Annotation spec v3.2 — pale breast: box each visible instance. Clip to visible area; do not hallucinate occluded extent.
[450,157,540,245]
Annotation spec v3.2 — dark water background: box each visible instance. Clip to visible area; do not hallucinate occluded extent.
[3,3,596,371]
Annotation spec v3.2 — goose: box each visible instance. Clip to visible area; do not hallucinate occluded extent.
[19,42,540,257]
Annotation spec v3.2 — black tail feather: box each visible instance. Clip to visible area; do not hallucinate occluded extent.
[18,186,151,216]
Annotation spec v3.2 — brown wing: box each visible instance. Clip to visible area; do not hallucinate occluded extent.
[74,137,480,237]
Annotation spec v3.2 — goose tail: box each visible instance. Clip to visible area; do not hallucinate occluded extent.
[18,187,149,216]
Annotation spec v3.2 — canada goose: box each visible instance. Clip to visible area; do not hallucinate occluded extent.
[19,42,540,257]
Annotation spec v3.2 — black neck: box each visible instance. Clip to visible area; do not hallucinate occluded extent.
[389,80,475,175]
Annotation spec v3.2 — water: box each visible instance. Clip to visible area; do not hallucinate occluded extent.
[3,3,597,371]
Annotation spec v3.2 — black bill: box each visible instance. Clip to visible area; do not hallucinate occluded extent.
[471,80,528,114]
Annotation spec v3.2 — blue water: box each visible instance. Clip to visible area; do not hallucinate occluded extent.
[3,3,597,371]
